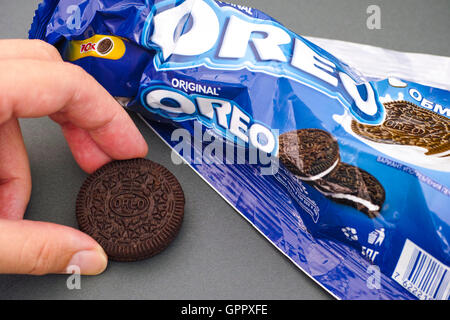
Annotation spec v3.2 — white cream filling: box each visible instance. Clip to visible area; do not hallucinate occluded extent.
[298,158,340,181]
[316,188,380,212]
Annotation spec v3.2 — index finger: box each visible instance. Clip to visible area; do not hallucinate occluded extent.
[0,39,62,61]
[0,59,148,171]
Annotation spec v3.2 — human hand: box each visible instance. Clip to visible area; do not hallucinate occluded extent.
[0,40,148,275]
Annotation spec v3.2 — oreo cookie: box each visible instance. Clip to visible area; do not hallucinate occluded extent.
[96,37,113,55]
[279,129,340,181]
[313,163,385,218]
[76,158,185,262]
[351,100,450,156]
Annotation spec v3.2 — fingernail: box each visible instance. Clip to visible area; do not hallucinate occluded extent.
[66,247,108,275]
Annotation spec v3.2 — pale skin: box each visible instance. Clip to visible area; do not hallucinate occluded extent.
[0,40,149,275]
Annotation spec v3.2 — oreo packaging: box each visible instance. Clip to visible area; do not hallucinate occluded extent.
[30,0,450,300]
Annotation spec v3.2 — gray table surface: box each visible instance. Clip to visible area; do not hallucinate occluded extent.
[0,0,448,300]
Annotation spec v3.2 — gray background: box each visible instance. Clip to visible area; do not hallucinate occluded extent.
[0,0,448,300]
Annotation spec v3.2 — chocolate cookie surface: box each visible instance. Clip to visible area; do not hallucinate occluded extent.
[351,100,450,156]
[279,129,340,181]
[76,158,185,262]
[313,163,385,218]
[96,38,113,55]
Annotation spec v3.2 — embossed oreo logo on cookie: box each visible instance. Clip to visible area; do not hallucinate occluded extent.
[109,193,151,217]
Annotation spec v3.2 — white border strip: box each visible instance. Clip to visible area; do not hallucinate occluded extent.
[138,113,340,300]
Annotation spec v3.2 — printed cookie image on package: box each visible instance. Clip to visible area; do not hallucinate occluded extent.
[351,100,450,157]
[313,162,385,218]
[278,129,340,181]
[30,0,450,300]
[279,128,385,218]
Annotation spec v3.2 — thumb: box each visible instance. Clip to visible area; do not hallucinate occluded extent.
[0,219,108,275]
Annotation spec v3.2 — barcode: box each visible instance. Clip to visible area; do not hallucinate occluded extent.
[392,239,449,300]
